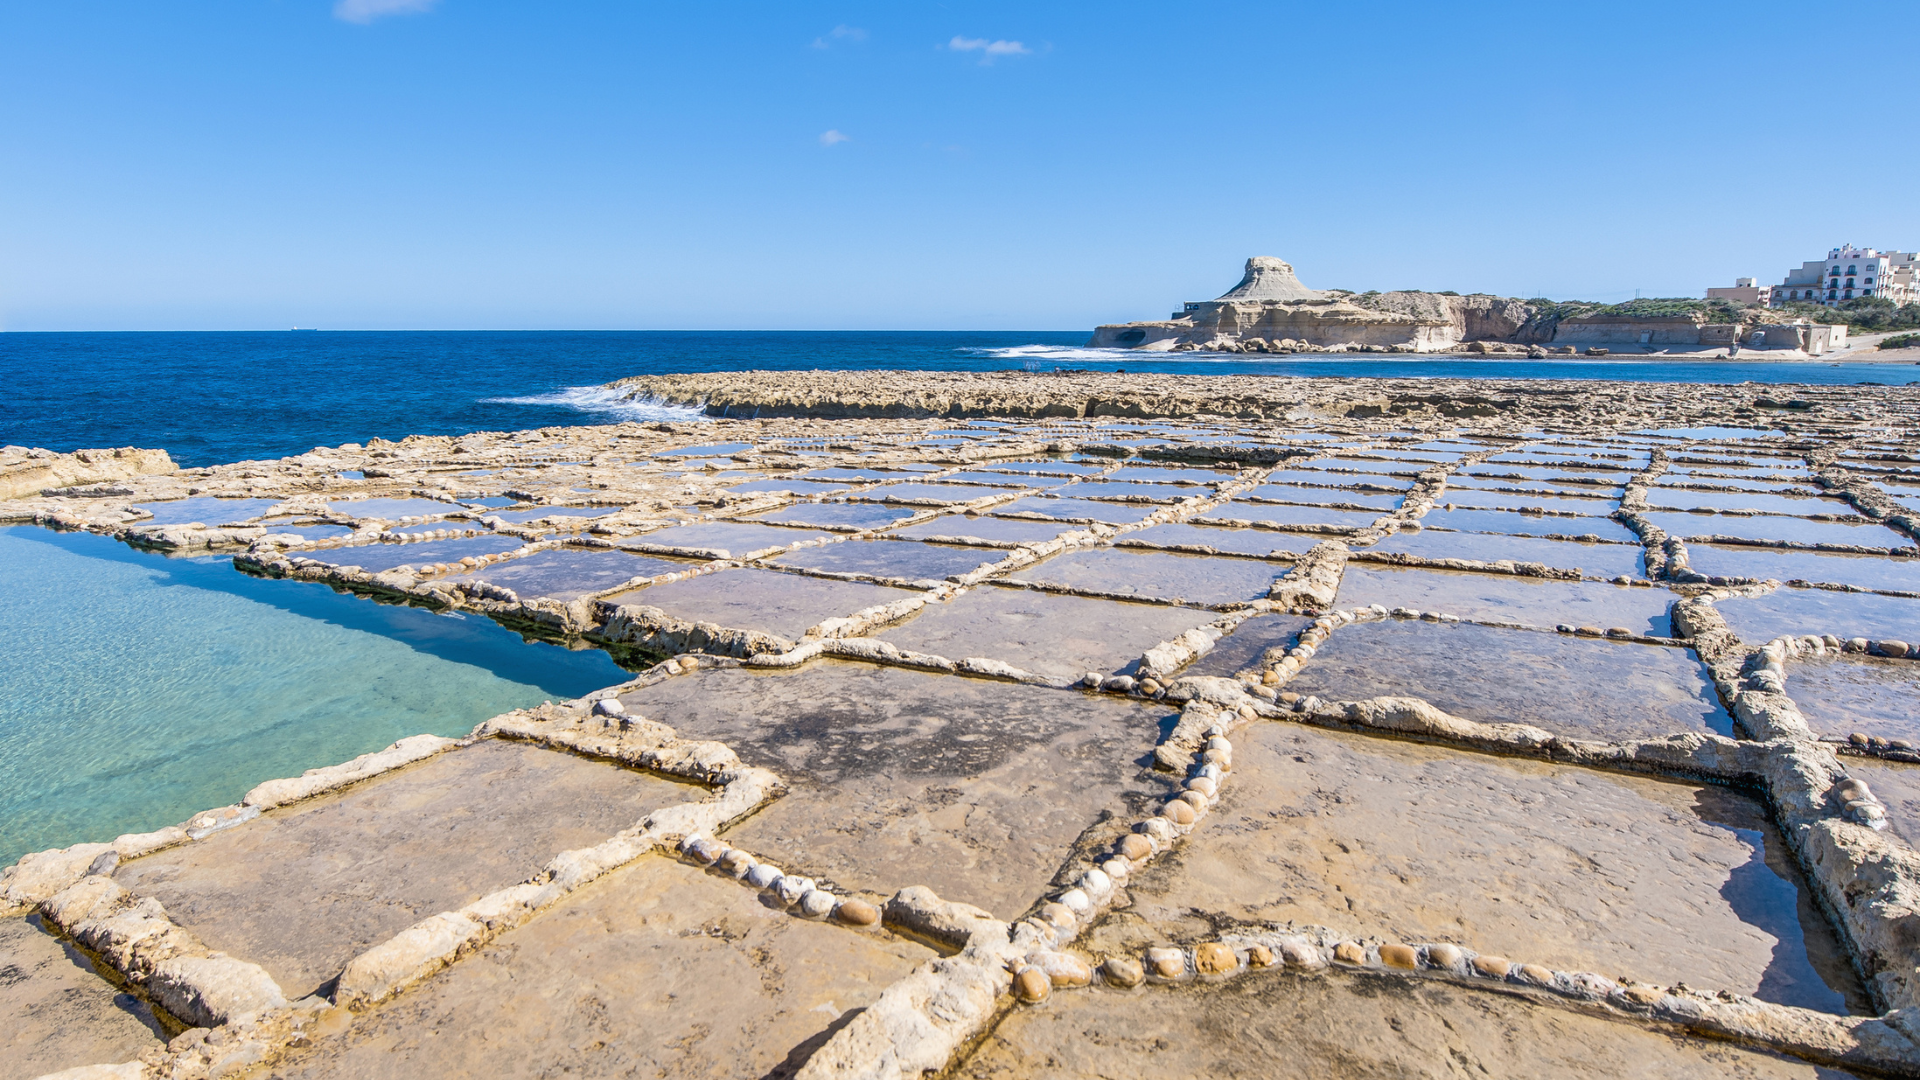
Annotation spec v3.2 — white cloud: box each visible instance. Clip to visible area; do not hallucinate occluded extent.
[819,130,850,147]
[948,35,1030,61]
[811,25,868,48]
[334,0,438,25]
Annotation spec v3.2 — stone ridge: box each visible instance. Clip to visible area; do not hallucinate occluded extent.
[606,369,1920,423]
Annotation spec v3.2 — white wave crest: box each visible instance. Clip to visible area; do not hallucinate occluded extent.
[970,344,1143,363]
[484,386,709,422]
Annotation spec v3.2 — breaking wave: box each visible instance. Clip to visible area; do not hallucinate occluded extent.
[483,386,708,422]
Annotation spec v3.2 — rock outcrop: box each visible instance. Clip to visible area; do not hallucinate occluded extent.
[1089,257,1848,356]
[0,446,176,501]
[1089,258,1519,353]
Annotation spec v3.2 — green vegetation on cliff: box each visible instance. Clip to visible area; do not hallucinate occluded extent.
[1775,297,1920,333]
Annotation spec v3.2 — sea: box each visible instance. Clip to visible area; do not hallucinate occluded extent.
[2,330,1914,467]
[1,330,1914,865]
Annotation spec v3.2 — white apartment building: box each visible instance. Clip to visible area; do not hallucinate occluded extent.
[1771,245,1920,306]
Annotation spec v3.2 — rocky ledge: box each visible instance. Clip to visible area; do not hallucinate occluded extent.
[606,369,1920,424]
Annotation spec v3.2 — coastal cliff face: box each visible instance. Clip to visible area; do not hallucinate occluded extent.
[1089,258,1838,355]
[1087,260,1551,353]
[0,446,176,501]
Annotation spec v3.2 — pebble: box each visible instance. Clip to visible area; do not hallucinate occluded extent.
[1099,857,1130,883]
[683,837,724,865]
[774,876,816,907]
[1847,637,1870,653]
[1192,942,1238,975]
[1116,834,1154,861]
[1378,944,1417,969]
[1139,678,1163,695]
[1622,983,1665,1005]
[591,697,627,717]
[1279,938,1324,970]
[1145,947,1186,978]
[1835,778,1873,804]
[1851,732,1871,747]
[1029,950,1093,988]
[1424,943,1463,969]
[1246,943,1275,968]
[1605,627,1633,638]
[1333,941,1367,965]
[833,898,880,927]
[1881,639,1912,659]
[1078,868,1112,899]
[1517,964,1556,986]
[1040,902,1077,930]
[744,863,784,889]
[1058,888,1092,914]
[1101,956,1145,988]
[1185,776,1217,798]
[1161,800,1197,826]
[1139,818,1175,843]
[1176,789,1208,811]
[1201,748,1232,770]
[717,849,756,878]
[1013,966,1051,1004]
[1471,955,1511,978]
[798,889,836,918]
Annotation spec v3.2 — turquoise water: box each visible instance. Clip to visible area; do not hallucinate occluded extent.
[0,526,629,867]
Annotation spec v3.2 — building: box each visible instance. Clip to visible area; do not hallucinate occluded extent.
[1771,245,1920,307]
[1706,277,1772,305]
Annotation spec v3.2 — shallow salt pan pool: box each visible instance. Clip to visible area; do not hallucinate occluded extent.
[0,526,627,868]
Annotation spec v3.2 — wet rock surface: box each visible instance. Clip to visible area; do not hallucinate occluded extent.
[1097,723,1867,1013]
[877,587,1219,680]
[0,915,164,1080]
[620,663,1175,914]
[1284,619,1735,740]
[112,740,691,999]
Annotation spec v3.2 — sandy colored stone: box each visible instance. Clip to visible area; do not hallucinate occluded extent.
[954,969,1858,1079]
[1012,966,1051,1003]
[114,739,693,998]
[1105,723,1867,1014]
[1101,956,1145,988]
[1378,943,1418,969]
[0,915,165,1080]
[1191,942,1237,975]
[266,856,934,1080]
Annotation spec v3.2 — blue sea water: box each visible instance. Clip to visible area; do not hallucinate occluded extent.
[0,527,627,867]
[1,331,1913,468]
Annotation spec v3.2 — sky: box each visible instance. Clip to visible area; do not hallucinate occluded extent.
[2,1,1916,331]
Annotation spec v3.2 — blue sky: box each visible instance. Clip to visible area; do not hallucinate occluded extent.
[3,1,1915,331]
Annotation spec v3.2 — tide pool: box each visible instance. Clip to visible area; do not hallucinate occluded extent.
[0,526,629,867]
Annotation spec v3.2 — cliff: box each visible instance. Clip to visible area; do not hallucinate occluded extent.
[1089,258,1844,355]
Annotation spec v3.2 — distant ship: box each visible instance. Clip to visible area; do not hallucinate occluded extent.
[289,327,318,331]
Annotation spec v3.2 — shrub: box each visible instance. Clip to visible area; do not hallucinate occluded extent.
[1881,332,1920,350]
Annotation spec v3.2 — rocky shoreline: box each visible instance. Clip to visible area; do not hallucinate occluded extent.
[3,373,1920,1079]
